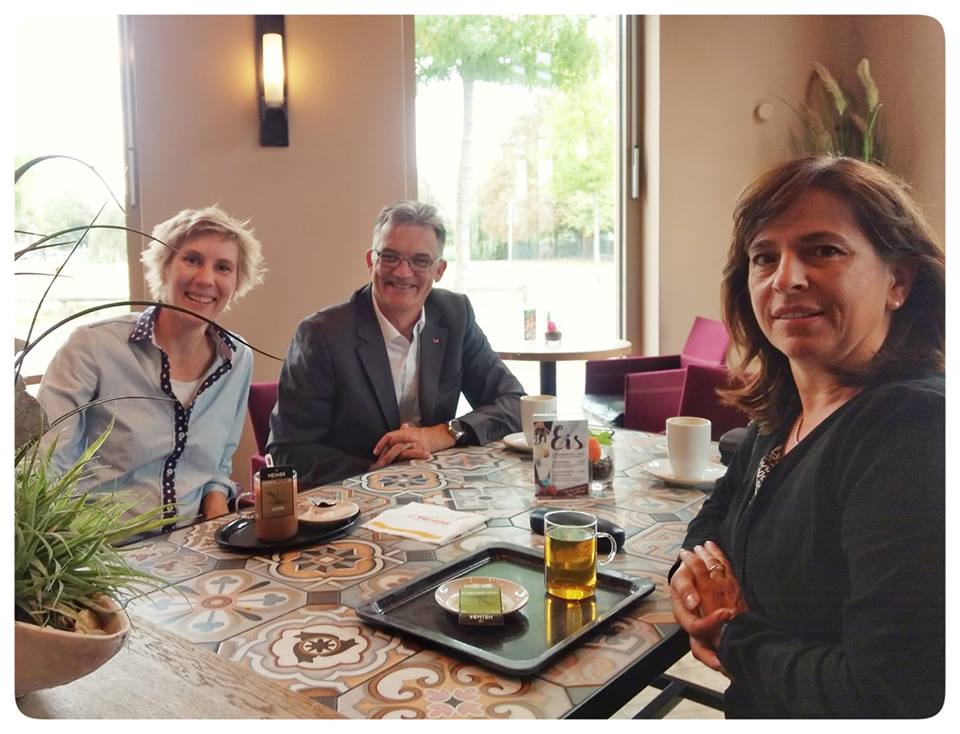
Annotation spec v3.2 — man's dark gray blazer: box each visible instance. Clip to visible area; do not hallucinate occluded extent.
[267,285,524,487]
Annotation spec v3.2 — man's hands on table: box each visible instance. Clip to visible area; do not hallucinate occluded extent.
[369,422,456,470]
[670,540,748,676]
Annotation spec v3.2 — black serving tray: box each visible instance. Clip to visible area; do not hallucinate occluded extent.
[356,543,655,676]
[215,511,362,552]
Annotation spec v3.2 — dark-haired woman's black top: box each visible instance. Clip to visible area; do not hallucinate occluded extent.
[682,375,944,718]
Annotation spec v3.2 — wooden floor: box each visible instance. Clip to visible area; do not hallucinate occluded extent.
[612,652,728,719]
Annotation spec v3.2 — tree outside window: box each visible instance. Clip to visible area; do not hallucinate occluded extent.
[415,15,618,407]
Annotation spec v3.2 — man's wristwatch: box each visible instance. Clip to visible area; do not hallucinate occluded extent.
[446,419,467,446]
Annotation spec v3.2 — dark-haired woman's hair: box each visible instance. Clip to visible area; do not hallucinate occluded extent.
[720,155,945,433]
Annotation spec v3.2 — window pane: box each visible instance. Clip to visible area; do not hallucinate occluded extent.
[15,16,129,381]
[415,16,618,410]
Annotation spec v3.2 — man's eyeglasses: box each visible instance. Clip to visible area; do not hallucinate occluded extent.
[374,249,440,272]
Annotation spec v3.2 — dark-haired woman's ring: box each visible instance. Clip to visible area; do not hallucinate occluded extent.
[708,562,726,578]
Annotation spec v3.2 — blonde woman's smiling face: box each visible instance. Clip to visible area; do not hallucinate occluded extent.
[747,188,911,374]
[163,233,239,324]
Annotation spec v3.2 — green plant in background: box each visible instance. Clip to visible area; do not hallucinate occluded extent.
[789,58,884,164]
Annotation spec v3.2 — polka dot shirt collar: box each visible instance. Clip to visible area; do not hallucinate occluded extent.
[129,306,238,359]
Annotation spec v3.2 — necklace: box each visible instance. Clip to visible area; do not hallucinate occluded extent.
[795,413,805,444]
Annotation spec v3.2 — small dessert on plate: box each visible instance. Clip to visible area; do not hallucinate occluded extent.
[296,498,360,526]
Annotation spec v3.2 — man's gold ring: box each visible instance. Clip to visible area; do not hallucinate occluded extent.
[708,563,726,578]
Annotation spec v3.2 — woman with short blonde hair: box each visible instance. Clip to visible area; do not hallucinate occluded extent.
[40,205,266,532]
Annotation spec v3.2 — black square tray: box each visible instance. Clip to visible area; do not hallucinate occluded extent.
[356,543,654,676]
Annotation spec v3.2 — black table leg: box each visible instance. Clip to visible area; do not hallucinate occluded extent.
[539,361,557,396]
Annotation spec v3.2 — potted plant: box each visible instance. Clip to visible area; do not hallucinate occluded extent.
[13,156,169,696]
[14,420,175,697]
[787,58,885,164]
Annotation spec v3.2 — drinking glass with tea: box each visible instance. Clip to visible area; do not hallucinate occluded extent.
[543,510,617,600]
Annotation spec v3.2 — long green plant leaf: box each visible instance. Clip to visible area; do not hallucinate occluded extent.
[20,202,107,363]
[14,154,124,211]
[14,223,175,261]
[14,394,179,465]
[15,300,284,374]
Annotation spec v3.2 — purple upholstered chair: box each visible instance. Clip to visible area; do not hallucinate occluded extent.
[582,316,730,427]
[677,363,749,440]
[247,380,278,491]
[624,362,747,440]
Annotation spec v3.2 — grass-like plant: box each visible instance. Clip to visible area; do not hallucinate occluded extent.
[14,426,178,631]
[787,58,884,164]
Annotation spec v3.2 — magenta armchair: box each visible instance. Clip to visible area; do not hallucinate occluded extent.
[583,316,729,427]
[247,380,278,491]
[624,363,747,440]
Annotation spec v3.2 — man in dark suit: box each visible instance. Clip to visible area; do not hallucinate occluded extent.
[267,201,524,487]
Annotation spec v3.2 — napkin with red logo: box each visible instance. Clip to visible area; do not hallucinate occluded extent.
[363,502,486,544]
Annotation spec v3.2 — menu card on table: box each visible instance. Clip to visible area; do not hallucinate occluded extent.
[532,414,589,497]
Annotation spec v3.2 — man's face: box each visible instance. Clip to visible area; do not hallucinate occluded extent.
[366,223,446,329]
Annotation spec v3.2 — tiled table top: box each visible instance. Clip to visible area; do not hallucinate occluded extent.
[123,430,716,719]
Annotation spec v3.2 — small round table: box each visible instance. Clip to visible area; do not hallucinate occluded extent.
[496,338,632,395]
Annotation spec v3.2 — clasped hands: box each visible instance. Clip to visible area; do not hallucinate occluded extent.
[369,422,455,470]
[669,540,748,676]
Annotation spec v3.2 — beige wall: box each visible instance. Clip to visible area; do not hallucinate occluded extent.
[127,15,415,487]
[657,15,945,354]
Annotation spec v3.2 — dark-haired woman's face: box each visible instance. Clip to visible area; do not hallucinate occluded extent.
[746,188,910,374]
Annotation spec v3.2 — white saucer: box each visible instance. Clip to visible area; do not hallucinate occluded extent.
[296,499,360,526]
[502,432,531,453]
[642,459,726,488]
[434,576,530,614]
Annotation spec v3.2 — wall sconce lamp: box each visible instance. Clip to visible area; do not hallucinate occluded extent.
[256,15,288,147]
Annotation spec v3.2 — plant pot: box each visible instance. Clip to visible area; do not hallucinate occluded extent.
[14,598,130,698]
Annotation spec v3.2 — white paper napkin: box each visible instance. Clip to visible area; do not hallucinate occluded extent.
[362,502,486,544]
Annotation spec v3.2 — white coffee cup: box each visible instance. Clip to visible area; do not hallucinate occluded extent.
[521,394,557,448]
[666,416,712,481]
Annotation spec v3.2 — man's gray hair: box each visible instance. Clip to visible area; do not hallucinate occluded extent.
[371,201,447,256]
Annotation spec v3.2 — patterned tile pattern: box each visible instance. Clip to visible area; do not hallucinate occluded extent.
[129,569,306,643]
[218,605,419,696]
[336,650,573,719]
[123,429,715,718]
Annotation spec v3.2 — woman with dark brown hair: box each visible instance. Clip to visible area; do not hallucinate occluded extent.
[669,156,944,717]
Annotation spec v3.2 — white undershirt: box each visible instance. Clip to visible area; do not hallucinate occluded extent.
[169,377,201,407]
[371,298,426,425]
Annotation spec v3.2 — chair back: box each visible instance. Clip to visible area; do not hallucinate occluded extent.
[680,316,729,368]
[677,363,748,440]
[248,381,279,454]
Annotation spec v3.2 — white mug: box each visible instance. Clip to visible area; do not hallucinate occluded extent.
[521,394,557,448]
[666,416,711,481]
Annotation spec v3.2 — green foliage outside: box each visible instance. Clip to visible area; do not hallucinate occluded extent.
[415,16,614,265]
